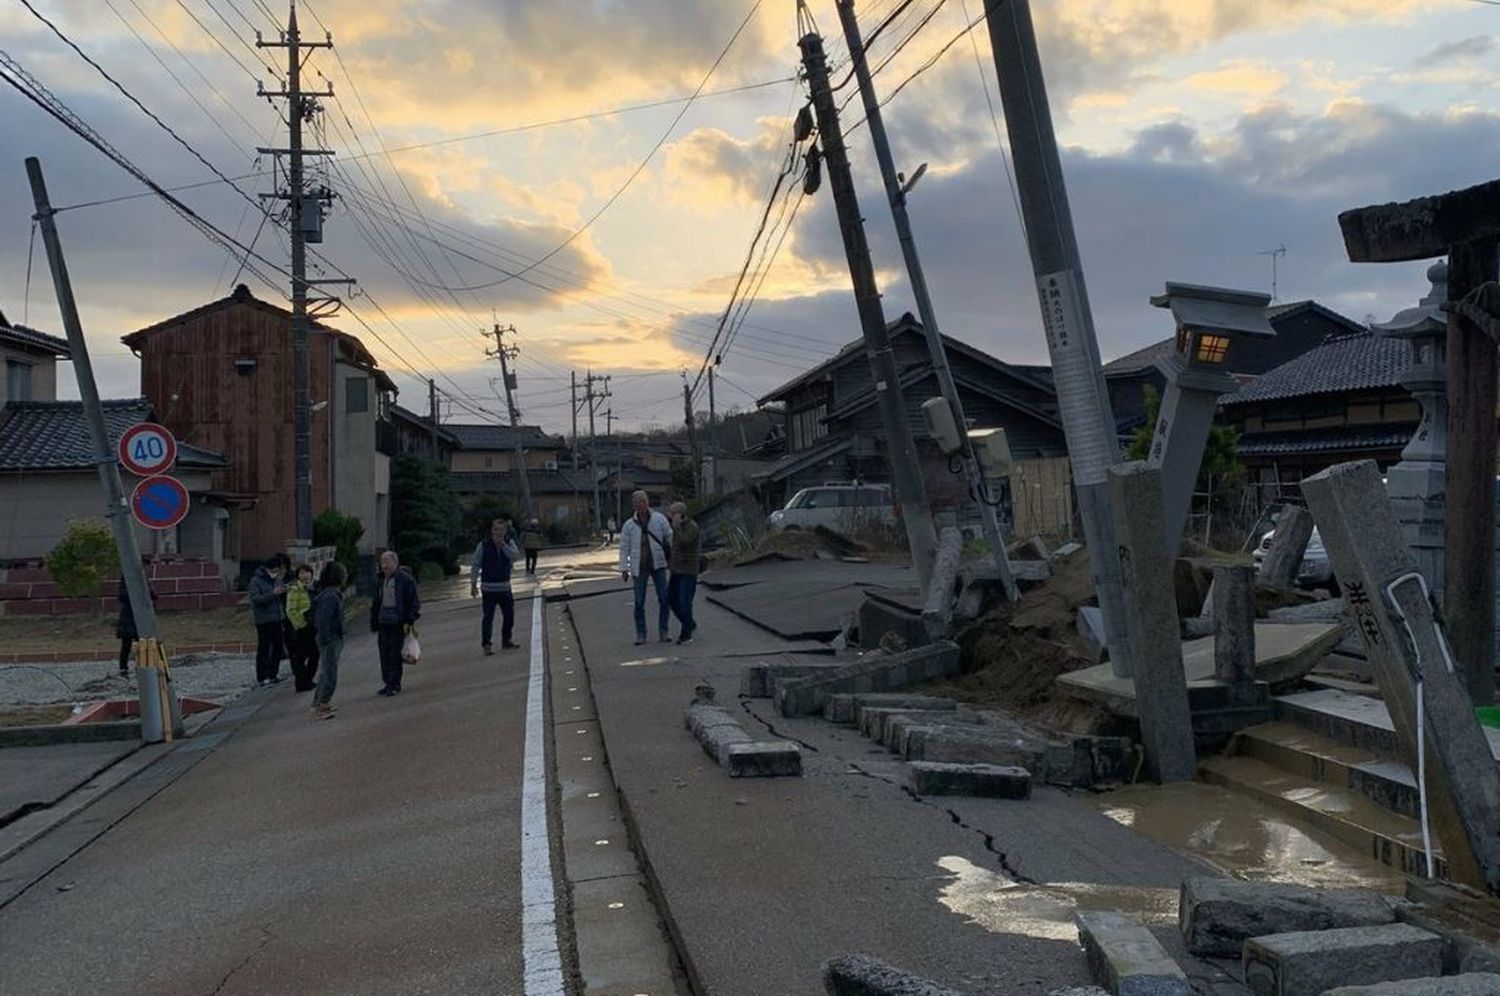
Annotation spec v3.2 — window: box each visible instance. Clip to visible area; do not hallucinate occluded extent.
[6,360,32,402]
[1195,334,1230,364]
[345,376,369,413]
[805,489,840,509]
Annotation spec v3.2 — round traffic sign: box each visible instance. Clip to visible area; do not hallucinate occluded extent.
[130,475,190,530]
[118,422,178,477]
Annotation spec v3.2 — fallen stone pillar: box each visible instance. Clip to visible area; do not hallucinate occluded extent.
[922,527,964,638]
[1075,910,1190,996]
[1213,564,1257,702]
[1303,459,1500,894]
[1243,923,1444,996]
[1179,877,1399,957]
[1322,974,1500,995]
[1259,504,1314,591]
[909,761,1030,798]
[1108,462,1197,783]
[822,953,963,996]
[683,703,801,778]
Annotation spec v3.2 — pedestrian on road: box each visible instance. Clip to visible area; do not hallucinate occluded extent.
[619,490,673,646]
[114,576,157,677]
[311,561,347,719]
[370,550,420,697]
[520,517,543,575]
[470,518,521,655]
[666,501,701,645]
[286,563,320,692]
[606,515,617,544]
[249,553,290,687]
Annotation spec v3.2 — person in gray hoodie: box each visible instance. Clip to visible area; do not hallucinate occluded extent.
[248,553,289,686]
[311,561,347,719]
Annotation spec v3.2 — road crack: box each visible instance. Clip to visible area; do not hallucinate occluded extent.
[737,697,820,752]
[205,923,276,996]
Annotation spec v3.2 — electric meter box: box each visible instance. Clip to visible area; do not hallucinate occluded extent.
[968,428,1012,477]
[921,397,963,455]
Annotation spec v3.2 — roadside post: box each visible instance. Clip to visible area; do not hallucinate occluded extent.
[26,157,179,743]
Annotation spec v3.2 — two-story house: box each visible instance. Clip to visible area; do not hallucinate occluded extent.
[447,424,568,472]
[122,284,397,567]
[755,314,1069,536]
[1,309,69,405]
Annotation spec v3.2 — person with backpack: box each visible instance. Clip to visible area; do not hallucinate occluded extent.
[470,518,522,654]
[311,561,347,719]
[285,563,320,692]
[520,518,544,576]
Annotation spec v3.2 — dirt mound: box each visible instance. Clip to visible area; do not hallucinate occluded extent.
[730,526,864,565]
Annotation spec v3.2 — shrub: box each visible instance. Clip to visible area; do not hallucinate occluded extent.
[417,560,446,583]
[48,518,118,597]
[314,508,364,580]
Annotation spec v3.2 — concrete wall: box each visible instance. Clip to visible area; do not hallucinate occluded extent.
[0,343,58,405]
[333,362,390,554]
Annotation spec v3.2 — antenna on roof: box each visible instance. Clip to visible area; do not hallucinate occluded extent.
[1257,244,1288,302]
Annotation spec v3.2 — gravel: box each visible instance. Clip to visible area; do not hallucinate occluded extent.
[0,652,258,707]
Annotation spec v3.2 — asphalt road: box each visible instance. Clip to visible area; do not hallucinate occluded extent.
[0,581,540,995]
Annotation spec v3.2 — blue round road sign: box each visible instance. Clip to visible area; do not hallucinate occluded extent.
[130,475,190,530]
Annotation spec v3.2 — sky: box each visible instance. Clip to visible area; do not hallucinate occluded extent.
[1,0,1497,435]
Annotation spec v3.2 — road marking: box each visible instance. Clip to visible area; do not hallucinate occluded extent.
[521,599,565,995]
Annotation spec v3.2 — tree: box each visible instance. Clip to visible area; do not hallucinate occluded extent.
[313,508,363,580]
[389,455,463,574]
[1126,385,1244,490]
[48,519,118,597]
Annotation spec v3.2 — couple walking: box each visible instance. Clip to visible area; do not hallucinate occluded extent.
[618,490,700,646]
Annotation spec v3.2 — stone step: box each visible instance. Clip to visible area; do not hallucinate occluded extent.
[1275,688,1500,765]
[1231,721,1421,819]
[1243,923,1444,996]
[1322,975,1500,996]
[1075,910,1190,996]
[1199,754,1445,879]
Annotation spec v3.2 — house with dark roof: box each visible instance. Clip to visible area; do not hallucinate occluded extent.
[121,284,398,565]
[389,404,459,463]
[446,423,568,473]
[1218,330,1419,501]
[1103,299,1365,435]
[754,314,1069,533]
[448,468,593,531]
[1,309,70,406]
[0,397,243,570]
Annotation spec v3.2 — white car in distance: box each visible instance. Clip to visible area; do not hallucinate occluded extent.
[769,483,897,536]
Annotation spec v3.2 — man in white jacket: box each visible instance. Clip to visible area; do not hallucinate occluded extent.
[619,489,674,645]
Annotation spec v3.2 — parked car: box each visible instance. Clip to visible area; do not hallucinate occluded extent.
[1251,525,1335,589]
[768,483,897,535]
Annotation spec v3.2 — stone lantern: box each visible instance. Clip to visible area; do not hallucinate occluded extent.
[1146,282,1276,555]
[1377,261,1448,600]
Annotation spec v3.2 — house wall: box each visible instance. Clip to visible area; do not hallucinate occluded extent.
[333,361,390,554]
[450,448,563,472]
[0,342,59,405]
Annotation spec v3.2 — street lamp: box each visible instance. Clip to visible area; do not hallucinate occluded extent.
[1146,282,1275,556]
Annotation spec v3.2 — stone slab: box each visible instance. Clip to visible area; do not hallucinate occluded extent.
[725,740,802,778]
[775,642,962,718]
[1180,877,1399,957]
[1051,542,1083,562]
[908,761,1030,799]
[848,694,960,728]
[859,595,931,654]
[1243,923,1444,996]
[1075,910,1190,996]
[740,661,847,698]
[1321,974,1500,995]
[822,953,964,996]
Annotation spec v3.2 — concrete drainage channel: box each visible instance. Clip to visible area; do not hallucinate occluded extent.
[546,598,691,996]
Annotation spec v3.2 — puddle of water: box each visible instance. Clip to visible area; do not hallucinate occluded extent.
[1092,782,1406,894]
[936,856,1177,941]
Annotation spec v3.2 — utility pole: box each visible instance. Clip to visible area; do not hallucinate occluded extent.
[799,24,937,590]
[982,0,1130,674]
[838,0,1018,602]
[683,374,700,498]
[258,4,335,543]
[708,366,722,495]
[570,371,580,471]
[485,322,533,517]
[584,370,610,529]
[27,157,178,744]
[427,378,439,462]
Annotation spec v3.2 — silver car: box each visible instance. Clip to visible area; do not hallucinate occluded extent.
[769,483,897,535]
[1251,526,1334,588]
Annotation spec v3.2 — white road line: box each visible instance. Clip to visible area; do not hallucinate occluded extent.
[521,598,565,995]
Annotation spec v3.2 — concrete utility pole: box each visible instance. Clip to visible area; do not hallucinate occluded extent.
[485,322,533,517]
[585,371,610,529]
[982,0,1130,674]
[570,371,580,471]
[708,366,721,495]
[27,157,178,744]
[427,378,439,462]
[838,0,1018,602]
[258,3,334,543]
[683,374,700,497]
[799,26,937,590]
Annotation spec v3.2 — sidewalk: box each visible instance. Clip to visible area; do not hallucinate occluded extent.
[563,578,1238,995]
[0,592,536,995]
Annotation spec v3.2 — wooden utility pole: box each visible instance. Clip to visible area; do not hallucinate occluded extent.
[258,4,334,543]
[683,374,700,498]
[27,157,178,743]
[570,371,580,471]
[838,0,1018,601]
[982,0,1130,673]
[485,322,533,517]
[799,25,937,590]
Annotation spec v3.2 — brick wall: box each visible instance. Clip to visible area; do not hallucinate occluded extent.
[0,559,246,616]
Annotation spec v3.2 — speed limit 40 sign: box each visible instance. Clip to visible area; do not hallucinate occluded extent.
[118,422,178,477]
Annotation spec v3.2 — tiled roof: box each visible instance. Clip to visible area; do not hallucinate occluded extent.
[1237,424,1414,457]
[0,399,228,471]
[750,435,853,484]
[0,317,70,357]
[1102,337,1175,375]
[1266,300,1367,336]
[1223,332,1410,406]
[446,423,566,451]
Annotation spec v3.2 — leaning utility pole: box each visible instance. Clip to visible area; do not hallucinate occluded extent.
[800,25,937,590]
[570,371,580,471]
[27,157,178,743]
[485,322,533,516]
[585,371,610,528]
[427,378,439,462]
[258,4,334,543]
[838,0,1018,602]
[983,0,1130,674]
[683,374,700,498]
[708,366,722,495]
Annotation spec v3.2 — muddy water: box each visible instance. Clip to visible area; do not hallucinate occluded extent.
[1090,782,1407,894]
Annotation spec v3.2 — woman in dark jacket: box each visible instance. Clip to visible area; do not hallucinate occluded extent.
[311,562,347,719]
[115,577,157,677]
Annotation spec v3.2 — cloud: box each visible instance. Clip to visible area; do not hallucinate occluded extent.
[1413,33,1495,68]
[1182,60,1287,97]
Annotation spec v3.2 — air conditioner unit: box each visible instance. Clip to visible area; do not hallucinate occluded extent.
[544,460,559,471]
